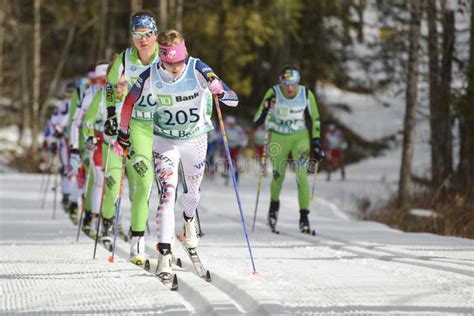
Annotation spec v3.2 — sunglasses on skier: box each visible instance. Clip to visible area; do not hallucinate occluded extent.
[132,30,154,40]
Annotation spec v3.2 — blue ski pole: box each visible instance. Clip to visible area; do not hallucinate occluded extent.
[213,94,257,274]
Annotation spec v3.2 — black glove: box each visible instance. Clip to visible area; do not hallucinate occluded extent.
[50,142,58,155]
[117,129,130,150]
[263,96,275,109]
[254,96,276,127]
[104,116,118,136]
[312,138,325,162]
[54,130,64,138]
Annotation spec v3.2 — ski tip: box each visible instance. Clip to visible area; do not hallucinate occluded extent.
[205,270,211,282]
[107,256,115,263]
[312,230,316,236]
[176,258,182,268]
[171,274,178,291]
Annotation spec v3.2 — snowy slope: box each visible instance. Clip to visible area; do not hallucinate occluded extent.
[1,170,472,315]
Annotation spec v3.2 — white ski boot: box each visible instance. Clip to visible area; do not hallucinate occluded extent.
[155,249,173,277]
[130,235,146,266]
[183,214,199,249]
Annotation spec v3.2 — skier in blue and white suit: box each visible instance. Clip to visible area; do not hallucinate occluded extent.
[117,29,238,279]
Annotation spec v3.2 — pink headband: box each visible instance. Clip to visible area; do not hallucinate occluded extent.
[159,41,186,63]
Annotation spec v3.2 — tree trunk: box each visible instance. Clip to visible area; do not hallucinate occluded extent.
[39,26,76,129]
[215,0,226,74]
[438,0,455,181]
[131,0,142,13]
[398,0,422,210]
[88,2,99,63]
[97,0,108,60]
[169,0,175,28]
[458,0,474,187]
[31,0,41,152]
[160,0,167,30]
[0,0,5,96]
[175,0,183,31]
[427,0,443,185]
[20,44,30,147]
[356,0,366,43]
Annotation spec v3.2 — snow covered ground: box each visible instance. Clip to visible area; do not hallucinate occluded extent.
[1,164,472,314]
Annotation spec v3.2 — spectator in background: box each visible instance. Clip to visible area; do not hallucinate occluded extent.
[223,116,248,184]
[324,123,347,181]
[43,82,76,210]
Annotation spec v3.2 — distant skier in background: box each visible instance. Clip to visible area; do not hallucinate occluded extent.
[323,123,347,181]
[66,65,97,222]
[43,82,76,211]
[254,65,324,234]
[70,61,109,236]
[83,71,130,246]
[222,116,248,184]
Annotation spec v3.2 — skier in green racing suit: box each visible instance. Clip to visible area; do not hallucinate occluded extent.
[103,10,160,265]
[253,65,325,234]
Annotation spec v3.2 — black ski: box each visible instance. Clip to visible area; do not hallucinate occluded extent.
[270,227,280,234]
[176,233,211,282]
[157,273,178,291]
[143,259,179,291]
[301,228,316,236]
[102,238,113,252]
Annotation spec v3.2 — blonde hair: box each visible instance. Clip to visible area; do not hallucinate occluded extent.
[157,29,184,46]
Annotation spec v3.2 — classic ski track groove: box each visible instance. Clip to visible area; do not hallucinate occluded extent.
[173,200,269,315]
[211,209,473,278]
[145,244,247,315]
